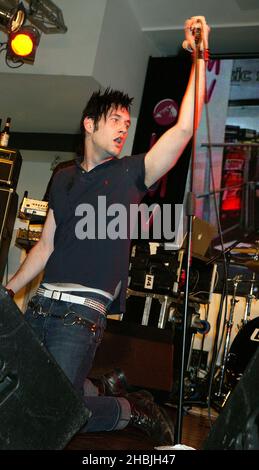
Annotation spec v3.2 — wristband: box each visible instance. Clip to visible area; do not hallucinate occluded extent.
[192,48,210,62]
[6,288,15,298]
[202,49,210,61]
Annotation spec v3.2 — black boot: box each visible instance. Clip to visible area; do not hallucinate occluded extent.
[90,368,129,396]
[127,393,174,445]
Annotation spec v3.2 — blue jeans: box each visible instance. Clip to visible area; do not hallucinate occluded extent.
[24,291,123,432]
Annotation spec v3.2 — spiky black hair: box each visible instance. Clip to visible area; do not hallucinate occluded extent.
[80,87,133,134]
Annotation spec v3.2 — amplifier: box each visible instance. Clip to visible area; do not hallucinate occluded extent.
[0,187,18,281]
[16,225,43,250]
[0,147,22,189]
[129,249,183,295]
[129,244,216,303]
[238,128,257,141]
[19,197,48,218]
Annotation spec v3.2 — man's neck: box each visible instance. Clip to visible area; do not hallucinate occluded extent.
[81,154,114,172]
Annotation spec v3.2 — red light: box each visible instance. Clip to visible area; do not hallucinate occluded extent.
[7,26,40,64]
[11,33,34,57]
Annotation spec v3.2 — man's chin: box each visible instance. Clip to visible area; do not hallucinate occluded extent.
[110,149,122,159]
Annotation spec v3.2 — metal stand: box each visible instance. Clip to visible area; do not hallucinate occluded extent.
[175,36,202,443]
[242,272,256,326]
[215,276,240,400]
[242,243,259,326]
[126,288,173,329]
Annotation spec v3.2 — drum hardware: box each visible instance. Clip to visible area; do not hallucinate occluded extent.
[242,272,256,327]
[211,368,232,412]
[241,243,259,326]
[213,275,240,404]
[209,238,259,411]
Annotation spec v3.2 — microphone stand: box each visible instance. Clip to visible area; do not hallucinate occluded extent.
[174,37,202,444]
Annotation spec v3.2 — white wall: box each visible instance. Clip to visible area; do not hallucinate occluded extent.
[7,158,52,272]
[4,151,75,310]
[0,0,160,114]
[0,1,108,76]
[93,0,160,115]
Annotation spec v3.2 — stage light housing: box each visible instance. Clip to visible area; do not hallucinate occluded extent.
[0,1,67,68]
[0,2,26,33]
[7,25,40,64]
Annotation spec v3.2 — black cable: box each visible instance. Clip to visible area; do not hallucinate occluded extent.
[5,260,9,286]
[0,45,7,54]
[0,41,24,69]
[202,70,230,427]
[5,54,24,68]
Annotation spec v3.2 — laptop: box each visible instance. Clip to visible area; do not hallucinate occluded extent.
[182,216,217,257]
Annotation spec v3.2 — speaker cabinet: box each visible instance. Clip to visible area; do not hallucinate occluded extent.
[0,285,90,449]
[0,147,22,189]
[203,347,259,449]
[0,188,18,281]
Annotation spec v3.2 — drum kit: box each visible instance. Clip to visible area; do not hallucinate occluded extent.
[212,241,259,409]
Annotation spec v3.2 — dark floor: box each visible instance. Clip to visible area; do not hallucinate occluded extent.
[66,404,217,451]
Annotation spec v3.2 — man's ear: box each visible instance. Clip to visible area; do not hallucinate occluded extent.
[83,117,94,134]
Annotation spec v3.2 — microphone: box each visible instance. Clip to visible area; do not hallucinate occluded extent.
[182,21,202,52]
[192,23,202,46]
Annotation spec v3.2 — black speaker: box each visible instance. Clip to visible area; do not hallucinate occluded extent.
[0,187,18,281]
[0,285,90,449]
[0,147,22,189]
[203,346,259,449]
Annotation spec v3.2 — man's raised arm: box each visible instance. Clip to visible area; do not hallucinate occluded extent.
[144,16,210,188]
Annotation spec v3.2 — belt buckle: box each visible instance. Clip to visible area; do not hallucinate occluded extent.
[51,290,62,301]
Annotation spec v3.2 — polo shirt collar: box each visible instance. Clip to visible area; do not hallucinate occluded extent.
[75,155,117,173]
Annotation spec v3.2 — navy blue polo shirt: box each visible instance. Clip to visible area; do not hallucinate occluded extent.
[43,154,148,313]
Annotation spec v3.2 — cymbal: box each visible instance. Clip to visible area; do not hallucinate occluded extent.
[244,260,259,273]
[227,278,259,283]
[231,247,258,254]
